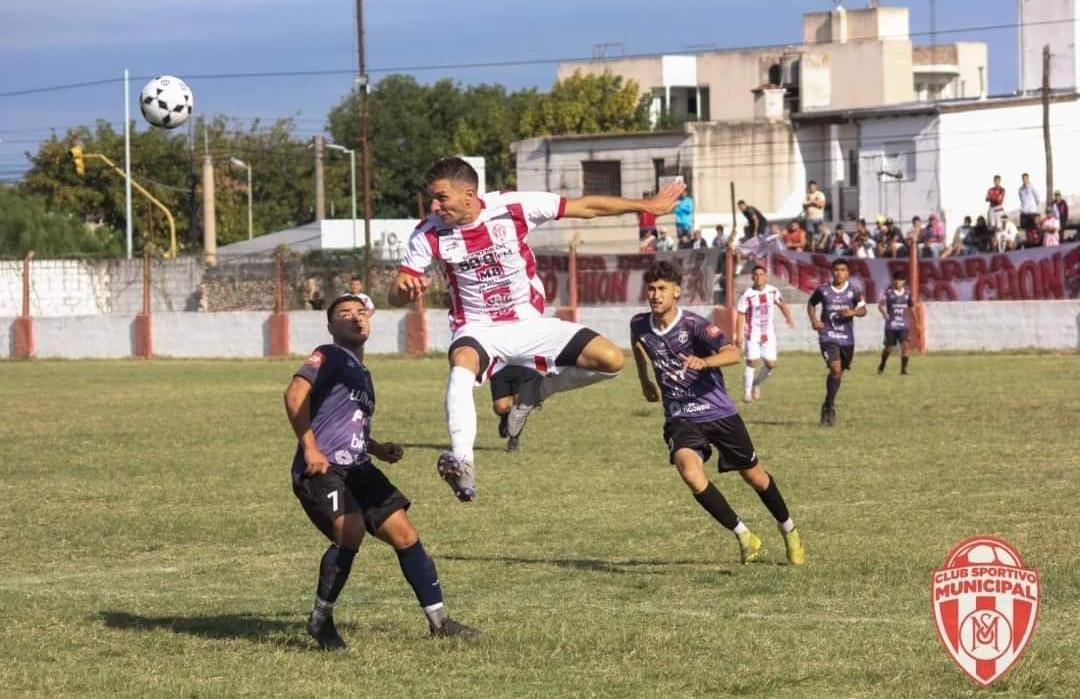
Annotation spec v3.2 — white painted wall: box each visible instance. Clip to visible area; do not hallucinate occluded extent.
[857,113,940,224]
[1019,0,1079,93]
[2,302,1077,359]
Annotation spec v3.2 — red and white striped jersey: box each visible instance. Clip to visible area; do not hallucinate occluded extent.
[399,191,566,331]
[736,284,782,342]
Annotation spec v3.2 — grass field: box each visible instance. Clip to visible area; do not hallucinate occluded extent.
[1,352,1078,697]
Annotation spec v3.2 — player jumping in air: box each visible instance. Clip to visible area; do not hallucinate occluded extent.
[488,363,539,452]
[388,157,684,502]
[735,265,795,402]
[284,293,479,649]
[631,261,805,565]
[807,259,867,427]
[877,271,913,375]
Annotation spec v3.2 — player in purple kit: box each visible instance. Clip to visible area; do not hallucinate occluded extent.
[631,261,805,565]
[284,293,478,650]
[877,271,913,376]
[807,259,867,427]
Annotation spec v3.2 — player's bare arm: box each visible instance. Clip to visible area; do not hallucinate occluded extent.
[840,305,867,318]
[632,341,660,402]
[878,301,889,319]
[562,180,686,219]
[807,301,824,330]
[284,376,328,475]
[682,344,741,372]
[735,313,746,348]
[777,299,795,327]
[368,438,404,464]
[388,271,427,307]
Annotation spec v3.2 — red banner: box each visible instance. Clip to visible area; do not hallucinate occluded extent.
[759,244,1080,302]
[534,249,720,306]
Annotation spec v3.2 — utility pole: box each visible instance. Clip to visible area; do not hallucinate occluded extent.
[1042,44,1054,200]
[314,134,326,221]
[356,0,373,289]
[202,153,217,265]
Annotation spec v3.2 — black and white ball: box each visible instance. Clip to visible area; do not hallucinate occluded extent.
[139,76,193,129]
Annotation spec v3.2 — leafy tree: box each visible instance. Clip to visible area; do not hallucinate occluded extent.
[0,185,121,258]
[518,70,650,136]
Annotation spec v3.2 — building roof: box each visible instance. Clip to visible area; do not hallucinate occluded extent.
[215,222,323,257]
[791,91,1080,122]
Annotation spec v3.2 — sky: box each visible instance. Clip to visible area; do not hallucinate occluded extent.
[0,0,1020,183]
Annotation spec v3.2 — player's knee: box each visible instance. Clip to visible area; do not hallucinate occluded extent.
[492,397,512,415]
[746,359,759,368]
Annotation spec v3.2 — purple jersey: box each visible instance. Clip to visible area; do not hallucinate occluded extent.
[630,309,737,422]
[808,282,865,346]
[291,344,375,475]
[879,287,912,330]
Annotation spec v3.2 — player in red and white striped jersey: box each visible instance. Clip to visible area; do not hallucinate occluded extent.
[734,266,794,403]
[389,157,684,502]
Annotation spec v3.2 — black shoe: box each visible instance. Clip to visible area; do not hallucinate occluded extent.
[900,369,910,376]
[820,404,836,427]
[877,364,885,375]
[430,617,481,639]
[498,414,509,439]
[307,612,347,651]
[506,435,519,452]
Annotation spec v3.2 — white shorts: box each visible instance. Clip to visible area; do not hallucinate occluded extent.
[744,338,778,362]
[451,317,594,385]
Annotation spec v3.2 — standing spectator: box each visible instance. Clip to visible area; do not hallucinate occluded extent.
[942,216,973,258]
[655,228,676,252]
[803,180,826,231]
[783,221,807,252]
[996,214,1020,251]
[986,175,1006,228]
[972,215,993,253]
[674,190,694,239]
[691,229,709,249]
[830,224,851,256]
[1051,190,1069,224]
[1040,209,1061,246]
[637,192,658,244]
[713,224,730,248]
[924,213,946,258]
[1018,173,1041,232]
[737,200,768,240]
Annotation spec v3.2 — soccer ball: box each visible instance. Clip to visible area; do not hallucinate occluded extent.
[139,76,193,129]
[948,539,1021,568]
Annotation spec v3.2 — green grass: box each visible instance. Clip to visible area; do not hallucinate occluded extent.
[0,352,1078,698]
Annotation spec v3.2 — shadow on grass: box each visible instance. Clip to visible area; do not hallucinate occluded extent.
[399,442,504,452]
[99,611,313,649]
[742,419,809,426]
[440,553,732,576]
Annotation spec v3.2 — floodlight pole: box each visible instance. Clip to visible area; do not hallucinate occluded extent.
[326,144,358,250]
[230,157,253,240]
[356,0,372,288]
[124,68,133,259]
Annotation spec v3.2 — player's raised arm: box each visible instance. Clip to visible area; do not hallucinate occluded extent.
[562,180,686,220]
[284,376,328,475]
[388,271,427,307]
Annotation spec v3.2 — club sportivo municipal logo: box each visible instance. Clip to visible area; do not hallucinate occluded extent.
[931,535,1039,687]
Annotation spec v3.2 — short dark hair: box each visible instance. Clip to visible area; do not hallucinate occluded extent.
[1022,172,1030,178]
[993,174,1001,180]
[751,264,767,274]
[893,271,908,281]
[326,293,369,322]
[424,157,478,188]
[737,199,746,206]
[808,180,818,186]
[835,223,845,231]
[350,274,362,283]
[643,260,682,286]
[830,258,849,270]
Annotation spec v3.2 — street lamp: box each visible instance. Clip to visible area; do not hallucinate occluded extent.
[229,157,253,240]
[325,143,358,250]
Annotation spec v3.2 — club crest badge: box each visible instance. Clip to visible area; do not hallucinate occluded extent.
[677,330,689,344]
[931,536,1039,687]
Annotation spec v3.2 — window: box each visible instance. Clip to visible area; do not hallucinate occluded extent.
[848,149,859,187]
[582,161,622,196]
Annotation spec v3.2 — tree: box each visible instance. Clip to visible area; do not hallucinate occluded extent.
[518,70,650,137]
[0,185,121,258]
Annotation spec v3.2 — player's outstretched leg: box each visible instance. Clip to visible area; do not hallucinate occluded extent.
[740,466,805,566]
[900,349,910,375]
[742,360,757,403]
[878,347,891,375]
[441,346,481,501]
[507,332,623,438]
[673,448,761,564]
[306,514,364,650]
[377,510,481,639]
[752,361,774,401]
[821,361,842,427]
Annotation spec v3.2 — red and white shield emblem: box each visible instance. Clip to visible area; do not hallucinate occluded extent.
[931,536,1039,687]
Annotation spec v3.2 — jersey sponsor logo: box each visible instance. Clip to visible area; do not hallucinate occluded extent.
[476,264,504,281]
[482,285,513,308]
[333,450,355,465]
[932,536,1039,687]
[305,351,324,367]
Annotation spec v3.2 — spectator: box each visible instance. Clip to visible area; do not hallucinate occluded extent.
[655,228,676,252]
[639,231,657,253]
[677,229,693,250]
[737,200,768,240]
[903,216,923,258]
[637,192,658,244]
[803,180,826,231]
[783,221,807,252]
[986,174,1006,228]
[829,224,851,256]
[713,224,730,248]
[811,222,831,253]
[1041,209,1061,246]
[996,214,1020,251]
[691,229,709,249]
[942,216,973,258]
[924,213,946,258]
[674,190,694,239]
[1051,189,1069,225]
[304,277,325,311]
[972,215,993,253]
[1018,173,1040,231]
[346,275,376,314]
[853,219,875,259]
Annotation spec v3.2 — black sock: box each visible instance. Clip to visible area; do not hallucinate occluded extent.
[317,544,357,604]
[756,473,791,523]
[825,374,841,408]
[901,356,909,371]
[692,482,740,530]
[878,350,889,369]
[396,540,444,608]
